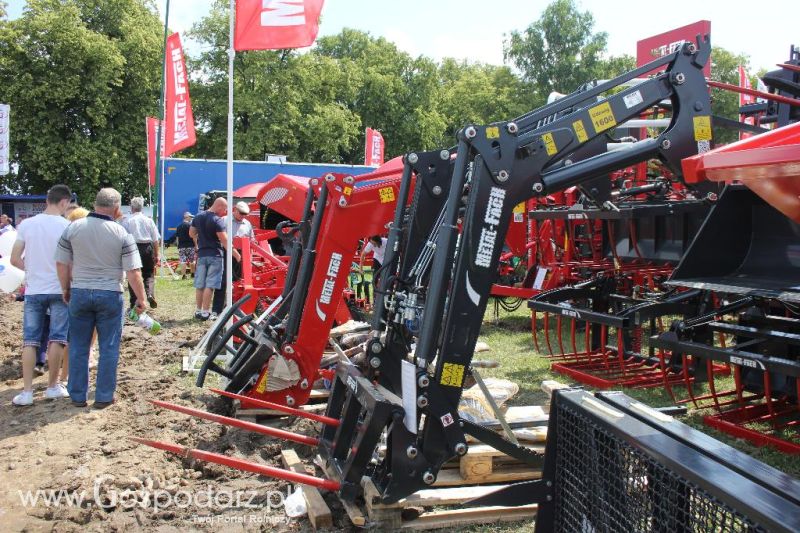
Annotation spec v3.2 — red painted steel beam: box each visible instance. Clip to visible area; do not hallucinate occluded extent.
[131,437,341,490]
[210,388,340,427]
[707,80,800,108]
[148,399,319,446]
[777,63,800,73]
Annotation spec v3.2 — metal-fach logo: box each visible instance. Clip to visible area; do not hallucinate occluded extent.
[475,186,505,268]
[316,252,342,321]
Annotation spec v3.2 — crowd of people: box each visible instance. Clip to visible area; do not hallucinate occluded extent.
[8,185,152,407]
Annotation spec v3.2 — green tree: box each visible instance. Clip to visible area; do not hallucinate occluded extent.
[709,47,751,144]
[0,0,163,201]
[504,0,634,105]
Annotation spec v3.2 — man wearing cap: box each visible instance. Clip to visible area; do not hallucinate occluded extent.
[211,201,254,317]
[168,212,196,280]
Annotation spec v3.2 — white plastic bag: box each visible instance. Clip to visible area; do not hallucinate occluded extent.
[284,486,307,518]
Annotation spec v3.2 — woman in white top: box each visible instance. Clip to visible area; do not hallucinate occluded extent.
[360,235,387,286]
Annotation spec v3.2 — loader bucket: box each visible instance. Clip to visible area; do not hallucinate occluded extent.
[667,185,800,303]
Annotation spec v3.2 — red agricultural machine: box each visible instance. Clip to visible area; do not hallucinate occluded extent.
[137,36,800,530]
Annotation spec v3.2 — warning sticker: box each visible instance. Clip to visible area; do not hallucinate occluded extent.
[542,132,558,156]
[486,126,500,139]
[572,119,589,143]
[254,372,268,394]
[623,90,643,109]
[588,102,617,133]
[343,186,353,196]
[379,187,395,203]
[440,413,455,427]
[440,363,465,387]
[693,116,712,141]
[513,202,525,214]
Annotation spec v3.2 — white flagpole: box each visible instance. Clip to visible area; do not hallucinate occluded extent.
[225,0,235,309]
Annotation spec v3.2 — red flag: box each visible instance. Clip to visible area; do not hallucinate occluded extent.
[146,117,165,186]
[164,33,196,155]
[235,0,325,51]
[364,128,385,167]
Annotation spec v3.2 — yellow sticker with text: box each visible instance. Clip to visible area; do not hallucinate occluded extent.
[440,363,465,387]
[572,119,589,143]
[255,372,268,394]
[513,202,525,214]
[542,132,558,156]
[588,102,617,133]
[379,186,395,204]
[486,126,500,139]
[343,186,353,196]
[693,116,712,141]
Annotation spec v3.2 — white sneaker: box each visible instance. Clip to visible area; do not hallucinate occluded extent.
[12,390,34,406]
[45,383,70,400]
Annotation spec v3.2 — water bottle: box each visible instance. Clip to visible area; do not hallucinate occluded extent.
[128,308,162,335]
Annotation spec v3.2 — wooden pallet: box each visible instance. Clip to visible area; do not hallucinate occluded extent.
[314,441,543,530]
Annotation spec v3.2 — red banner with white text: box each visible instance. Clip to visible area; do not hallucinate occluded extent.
[364,128,385,167]
[164,33,196,156]
[738,65,755,140]
[235,0,325,51]
[146,117,165,186]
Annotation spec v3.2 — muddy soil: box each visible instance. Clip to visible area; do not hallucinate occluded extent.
[0,295,331,532]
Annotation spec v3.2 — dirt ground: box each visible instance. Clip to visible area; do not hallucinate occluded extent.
[0,291,325,532]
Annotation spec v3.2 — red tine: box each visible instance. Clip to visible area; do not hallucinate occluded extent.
[131,438,340,491]
[210,388,340,427]
[148,399,319,447]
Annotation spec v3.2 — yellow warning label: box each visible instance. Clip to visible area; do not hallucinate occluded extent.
[542,132,558,156]
[513,202,525,214]
[343,186,353,196]
[440,363,465,387]
[255,372,268,394]
[693,116,712,141]
[572,119,589,143]
[379,186,395,204]
[588,102,617,133]
[486,126,500,139]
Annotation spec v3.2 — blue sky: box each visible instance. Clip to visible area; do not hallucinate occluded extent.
[6,0,798,73]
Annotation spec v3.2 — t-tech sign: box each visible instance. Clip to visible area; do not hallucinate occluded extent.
[636,20,711,77]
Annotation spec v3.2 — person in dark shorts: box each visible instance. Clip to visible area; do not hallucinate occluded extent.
[190,198,237,320]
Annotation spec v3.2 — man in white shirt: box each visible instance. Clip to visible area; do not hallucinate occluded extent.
[121,196,160,309]
[10,184,72,406]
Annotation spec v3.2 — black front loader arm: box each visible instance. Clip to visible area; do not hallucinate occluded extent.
[418,36,713,443]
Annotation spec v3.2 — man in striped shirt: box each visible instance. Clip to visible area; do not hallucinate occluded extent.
[55,188,148,409]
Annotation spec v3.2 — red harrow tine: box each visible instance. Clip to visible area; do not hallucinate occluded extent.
[130,438,341,491]
[148,400,319,447]
[570,317,578,356]
[556,315,566,356]
[210,388,340,427]
[532,311,542,354]
[544,312,554,356]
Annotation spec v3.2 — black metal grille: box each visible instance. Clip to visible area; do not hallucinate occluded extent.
[553,401,765,533]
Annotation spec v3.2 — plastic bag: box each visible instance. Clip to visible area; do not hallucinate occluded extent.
[458,378,519,423]
[284,487,307,518]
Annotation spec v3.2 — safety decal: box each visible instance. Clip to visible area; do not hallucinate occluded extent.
[343,186,353,196]
[255,372,269,394]
[379,186,395,203]
[440,363,465,387]
[572,119,589,143]
[623,90,643,109]
[542,132,558,156]
[485,126,500,139]
[440,413,455,427]
[588,102,617,133]
[693,115,712,141]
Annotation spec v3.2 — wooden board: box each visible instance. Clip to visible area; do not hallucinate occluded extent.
[280,449,332,530]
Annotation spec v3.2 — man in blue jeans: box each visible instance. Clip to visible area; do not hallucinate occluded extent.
[55,188,148,409]
[189,197,236,320]
[10,184,73,406]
